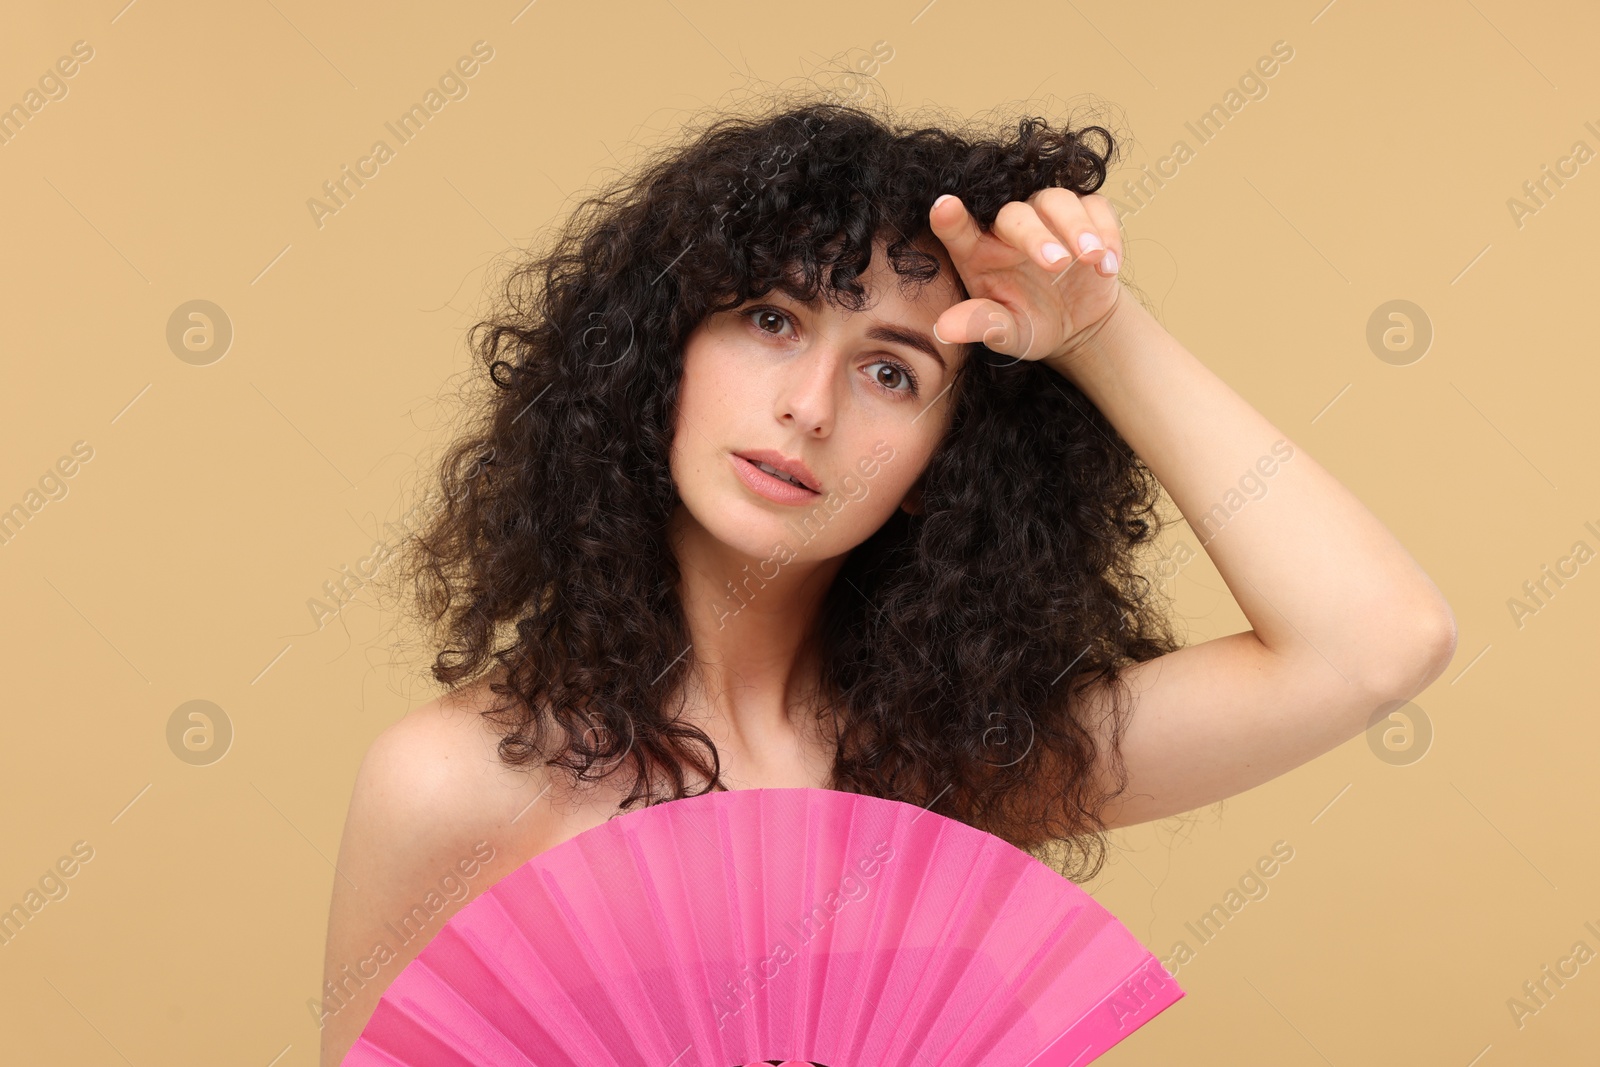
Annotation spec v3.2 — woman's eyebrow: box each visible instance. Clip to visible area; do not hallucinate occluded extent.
[865,323,946,371]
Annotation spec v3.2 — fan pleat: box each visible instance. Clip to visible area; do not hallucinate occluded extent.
[563,831,674,1060]
[715,788,762,1052]
[621,805,725,1064]
[820,786,882,1057]
[935,890,1092,1065]
[465,872,627,1062]
[361,951,542,1066]
[875,818,1014,1066]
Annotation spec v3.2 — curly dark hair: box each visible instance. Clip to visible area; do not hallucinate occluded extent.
[390,90,1183,880]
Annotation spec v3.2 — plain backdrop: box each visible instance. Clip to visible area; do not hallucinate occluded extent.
[1,1,1596,1064]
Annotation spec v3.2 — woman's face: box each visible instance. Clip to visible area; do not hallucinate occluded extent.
[670,238,969,564]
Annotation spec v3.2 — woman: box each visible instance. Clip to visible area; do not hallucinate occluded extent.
[318,96,1456,1062]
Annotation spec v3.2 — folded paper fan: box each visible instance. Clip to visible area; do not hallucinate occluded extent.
[343,786,1182,1066]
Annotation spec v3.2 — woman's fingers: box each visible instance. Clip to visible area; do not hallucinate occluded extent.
[932,189,1119,276]
[927,193,985,269]
[933,297,1010,347]
[933,296,1042,359]
[1025,187,1116,274]
[1078,192,1124,275]
[991,198,1076,273]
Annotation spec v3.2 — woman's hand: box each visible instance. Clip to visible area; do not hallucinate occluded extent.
[927,189,1125,371]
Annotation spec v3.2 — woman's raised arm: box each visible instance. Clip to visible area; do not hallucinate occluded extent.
[929,189,1457,827]
[1053,289,1454,827]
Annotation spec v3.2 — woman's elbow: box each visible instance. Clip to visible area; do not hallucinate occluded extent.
[1363,605,1459,702]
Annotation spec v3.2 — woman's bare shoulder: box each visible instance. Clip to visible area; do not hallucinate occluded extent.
[319,676,562,1064]
[369,678,529,804]
[355,674,606,863]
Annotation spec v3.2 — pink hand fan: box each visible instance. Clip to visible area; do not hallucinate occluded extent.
[343,786,1182,1066]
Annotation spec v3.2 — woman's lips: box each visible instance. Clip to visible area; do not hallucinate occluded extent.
[729,453,822,505]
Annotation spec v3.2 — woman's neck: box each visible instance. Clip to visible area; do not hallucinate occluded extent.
[666,502,845,755]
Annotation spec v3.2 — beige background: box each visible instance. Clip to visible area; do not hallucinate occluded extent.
[2,0,1596,1063]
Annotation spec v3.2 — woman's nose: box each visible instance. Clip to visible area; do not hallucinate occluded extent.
[773,343,843,434]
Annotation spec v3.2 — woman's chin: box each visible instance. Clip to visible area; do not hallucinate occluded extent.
[709,515,802,560]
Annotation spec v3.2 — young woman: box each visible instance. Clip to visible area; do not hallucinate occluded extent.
[318,97,1456,1062]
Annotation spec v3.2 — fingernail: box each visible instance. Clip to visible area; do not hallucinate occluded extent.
[1041,241,1068,264]
[932,321,949,344]
[933,193,955,209]
[1078,232,1104,254]
[1102,250,1120,274]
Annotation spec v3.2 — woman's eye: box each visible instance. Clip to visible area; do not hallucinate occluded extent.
[746,307,793,336]
[866,360,918,395]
